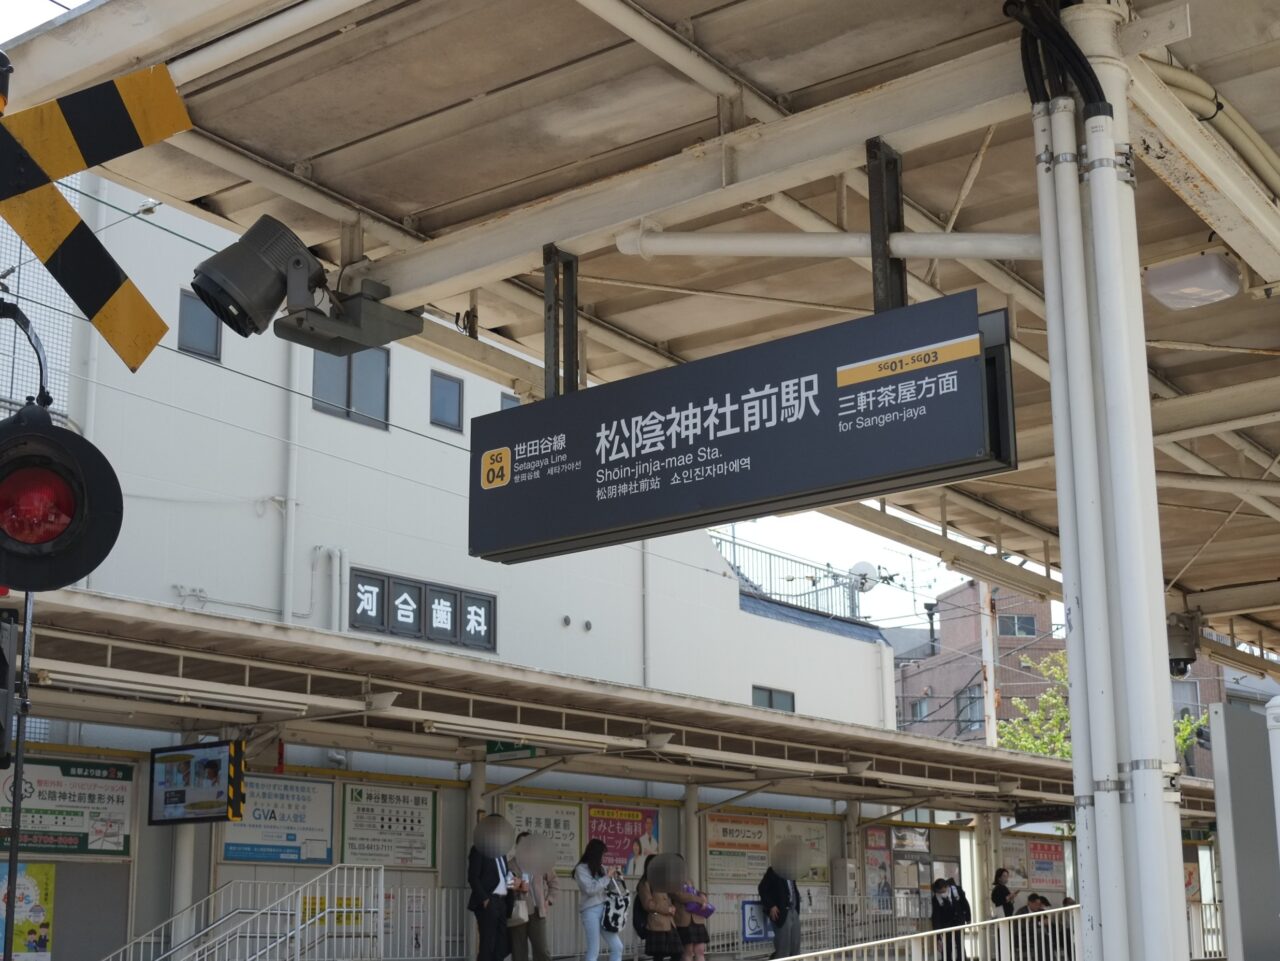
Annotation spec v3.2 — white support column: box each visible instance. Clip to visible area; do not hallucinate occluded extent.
[1066,5,1189,960]
[683,785,701,888]
[468,760,488,839]
[978,582,999,747]
[1268,696,1280,882]
[170,821,196,953]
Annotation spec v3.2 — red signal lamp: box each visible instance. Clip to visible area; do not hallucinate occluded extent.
[0,402,122,592]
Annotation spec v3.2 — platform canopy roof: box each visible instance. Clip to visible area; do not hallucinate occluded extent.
[12,588,1219,821]
[5,0,1280,655]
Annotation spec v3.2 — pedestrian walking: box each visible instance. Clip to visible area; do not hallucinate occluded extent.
[576,839,623,961]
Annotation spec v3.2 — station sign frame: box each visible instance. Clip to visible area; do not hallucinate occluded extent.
[470,291,1015,562]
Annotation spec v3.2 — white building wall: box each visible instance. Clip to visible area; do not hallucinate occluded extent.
[53,175,888,726]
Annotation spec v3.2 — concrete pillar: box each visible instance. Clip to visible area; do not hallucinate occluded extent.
[1268,696,1280,884]
[468,759,488,847]
[170,821,196,954]
[973,814,1001,921]
[683,784,700,887]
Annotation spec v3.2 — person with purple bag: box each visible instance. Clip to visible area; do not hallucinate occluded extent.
[672,854,713,961]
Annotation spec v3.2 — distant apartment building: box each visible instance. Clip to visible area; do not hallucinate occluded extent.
[895,580,1224,776]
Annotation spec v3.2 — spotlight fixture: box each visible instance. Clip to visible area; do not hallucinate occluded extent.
[193,215,422,355]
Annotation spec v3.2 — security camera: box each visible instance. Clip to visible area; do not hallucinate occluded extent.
[192,215,323,338]
[193,214,423,355]
[1166,611,1201,678]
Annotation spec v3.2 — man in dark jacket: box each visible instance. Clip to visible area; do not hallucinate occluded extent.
[468,820,518,961]
[931,878,972,961]
[758,864,802,959]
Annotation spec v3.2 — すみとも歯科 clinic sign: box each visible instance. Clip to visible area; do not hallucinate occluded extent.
[470,292,1013,561]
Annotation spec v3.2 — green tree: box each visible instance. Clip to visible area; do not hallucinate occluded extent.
[1174,710,1209,754]
[997,652,1211,761]
[997,650,1073,759]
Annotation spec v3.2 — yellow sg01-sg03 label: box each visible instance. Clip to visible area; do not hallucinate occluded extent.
[836,334,981,388]
[480,448,511,490]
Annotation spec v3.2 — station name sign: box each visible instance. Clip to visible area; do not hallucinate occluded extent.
[470,291,1015,562]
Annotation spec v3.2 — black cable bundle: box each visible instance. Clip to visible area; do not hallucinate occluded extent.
[1004,0,1111,116]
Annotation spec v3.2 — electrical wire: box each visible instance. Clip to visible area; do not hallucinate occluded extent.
[6,289,473,456]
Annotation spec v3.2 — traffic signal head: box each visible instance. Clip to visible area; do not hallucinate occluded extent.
[0,402,123,592]
[192,215,323,338]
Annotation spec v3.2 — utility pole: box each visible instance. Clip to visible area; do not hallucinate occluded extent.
[978,581,999,747]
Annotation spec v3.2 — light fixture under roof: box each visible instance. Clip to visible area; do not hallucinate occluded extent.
[1143,250,1241,310]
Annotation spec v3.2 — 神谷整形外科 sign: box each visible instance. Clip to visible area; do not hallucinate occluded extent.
[469,291,1014,562]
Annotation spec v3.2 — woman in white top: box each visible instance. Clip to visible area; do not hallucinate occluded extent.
[574,838,622,961]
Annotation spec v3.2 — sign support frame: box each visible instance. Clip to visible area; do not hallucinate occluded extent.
[542,244,580,398]
[866,136,907,313]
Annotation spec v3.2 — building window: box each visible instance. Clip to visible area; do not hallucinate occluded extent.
[177,290,221,361]
[752,686,795,713]
[957,685,984,732]
[313,348,389,428]
[997,614,1037,637]
[430,371,464,431]
[911,698,930,722]
[501,392,522,411]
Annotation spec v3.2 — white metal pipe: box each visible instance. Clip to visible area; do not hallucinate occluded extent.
[1033,98,1101,961]
[280,344,301,626]
[615,228,1042,261]
[1049,94,1129,961]
[1068,5,1188,959]
[325,546,342,632]
[168,0,374,88]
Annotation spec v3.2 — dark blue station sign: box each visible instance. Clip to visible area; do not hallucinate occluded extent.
[470,291,1015,562]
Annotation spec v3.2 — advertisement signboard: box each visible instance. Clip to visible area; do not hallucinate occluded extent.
[223,777,334,864]
[1000,837,1066,894]
[470,293,1014,562]
[503,799,582,871]
[768,819,829,883]
[342,784,435,867]
[1,761,133,856]
[706,813,770,882]
[586,804,659,876]
[0,863,54,960]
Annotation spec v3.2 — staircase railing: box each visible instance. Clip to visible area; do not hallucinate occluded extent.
[187,863,383,961]
[771,905,1079,961]
[102,880,302,961]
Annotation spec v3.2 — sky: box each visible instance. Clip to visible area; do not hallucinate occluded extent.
[3,0,88,45]
[0,0,992,632]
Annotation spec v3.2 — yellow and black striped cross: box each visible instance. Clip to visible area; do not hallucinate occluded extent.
[227,738,245,822]
[0,65,192,371]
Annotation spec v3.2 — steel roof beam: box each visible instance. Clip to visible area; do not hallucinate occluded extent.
[346,40,1029,305]
[1128,57,1280,282]
[1184,580,1280,618]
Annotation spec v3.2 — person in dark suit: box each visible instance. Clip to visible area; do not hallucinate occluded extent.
[757,864,801,959]
[468,824,521,961]
[931,878,971,961]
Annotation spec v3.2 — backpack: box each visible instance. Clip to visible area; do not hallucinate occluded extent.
[603,878,631,933]
[633,888,650,939]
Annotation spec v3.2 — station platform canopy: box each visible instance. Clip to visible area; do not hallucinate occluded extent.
[8,0,1280,659]
[10,589,1217,823]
